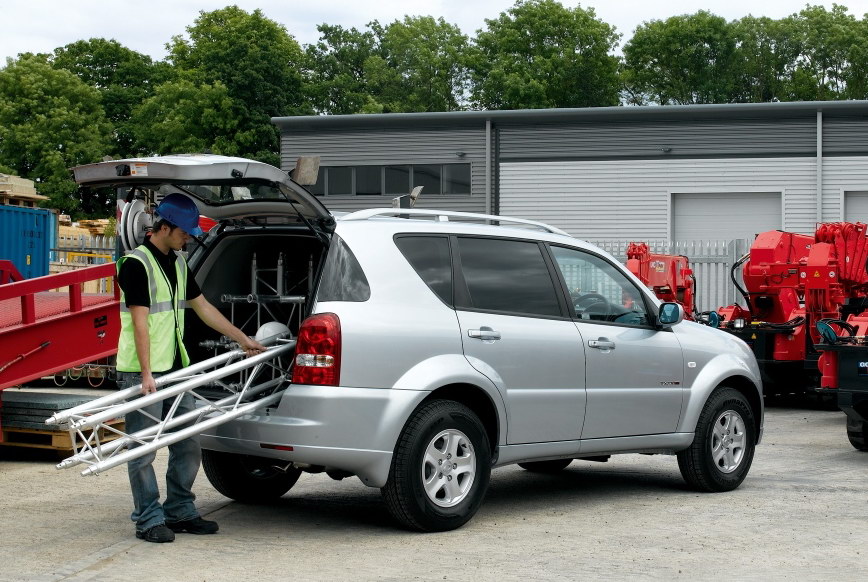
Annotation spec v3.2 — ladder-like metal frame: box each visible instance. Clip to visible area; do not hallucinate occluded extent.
[47,338,295,476]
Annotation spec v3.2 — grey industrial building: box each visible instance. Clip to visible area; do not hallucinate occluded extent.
[274,100,868,243]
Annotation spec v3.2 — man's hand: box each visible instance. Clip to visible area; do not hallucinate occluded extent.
[141,371,157,395]
[239,337,267,357]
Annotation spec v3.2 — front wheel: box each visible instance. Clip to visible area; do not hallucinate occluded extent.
[202,450,301,503]
[678,387,756,492]
[846,416,868,451]
[382,400,491,532]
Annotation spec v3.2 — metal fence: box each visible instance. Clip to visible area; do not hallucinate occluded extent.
[53,234,116,265]
[50,234,117,294]
[588,239,751,313]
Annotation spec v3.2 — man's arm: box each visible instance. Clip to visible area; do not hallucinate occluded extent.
[187,294,266,356]
[129,305,157,395]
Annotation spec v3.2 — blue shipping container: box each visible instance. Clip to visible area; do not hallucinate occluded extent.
[0,205,52,279]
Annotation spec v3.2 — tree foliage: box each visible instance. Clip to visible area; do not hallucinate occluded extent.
[0,56,113,217]
[366,16,471,112]
[168,6,309,165]
[470,0,621,109]
[130,79,241,156]
[50,38,173,157]
[623,11,738,105]
[304,24,379,115]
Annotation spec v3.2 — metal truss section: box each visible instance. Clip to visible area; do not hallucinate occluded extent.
[47,339,295,476]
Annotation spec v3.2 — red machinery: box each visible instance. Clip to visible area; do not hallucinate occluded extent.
[626,242,696,319]
[717,223,868,394]
[0,264,120,439]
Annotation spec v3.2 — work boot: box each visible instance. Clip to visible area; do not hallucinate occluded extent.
[166,516,219,535]
[135,524,175,543]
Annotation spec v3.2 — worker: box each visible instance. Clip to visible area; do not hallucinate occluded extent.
[116,193,266,543]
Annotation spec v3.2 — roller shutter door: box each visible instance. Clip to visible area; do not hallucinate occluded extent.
[844,192,868,222]
[672,192,781,240]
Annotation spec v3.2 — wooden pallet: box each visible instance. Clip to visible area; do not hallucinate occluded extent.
[0,419,124,452]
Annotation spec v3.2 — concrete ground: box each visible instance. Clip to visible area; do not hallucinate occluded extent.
[0,400,865,582]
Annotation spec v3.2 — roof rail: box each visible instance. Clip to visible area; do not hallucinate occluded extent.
[338,208,571,236]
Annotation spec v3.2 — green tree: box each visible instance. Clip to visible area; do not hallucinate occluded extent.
[470,0,620,110]
[168,6,309,165]
[0,56,113,217]
[783,4,861,100]
[304,24,379,115]
[366,16,471,112]
[50,38,173,157]
[623,11,738,105]
[731,16,800,103]
[130,79,241,156]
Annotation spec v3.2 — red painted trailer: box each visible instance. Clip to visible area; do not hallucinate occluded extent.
[0,264,120,439]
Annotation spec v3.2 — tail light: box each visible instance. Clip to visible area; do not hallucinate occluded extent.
[292,313,341,386]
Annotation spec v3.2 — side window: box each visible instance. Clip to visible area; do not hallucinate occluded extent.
[550,246,651,326]
[395,235,453,306]
[457,237,561,317]
[317,235,370,302]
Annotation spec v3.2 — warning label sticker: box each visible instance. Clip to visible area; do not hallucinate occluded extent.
[130,163,149,176]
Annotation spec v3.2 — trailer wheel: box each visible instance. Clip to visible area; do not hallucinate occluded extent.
[382,400,491,532]
[202,450,301,502]
[678,387,756,492]
[518,459,572,473]
[846,416,868,451]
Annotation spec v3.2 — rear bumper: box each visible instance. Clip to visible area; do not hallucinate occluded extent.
[199,384,428,488]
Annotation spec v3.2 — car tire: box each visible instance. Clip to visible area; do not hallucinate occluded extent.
[202,449,301,502]
[382,400,491,532]
[517,459,572,473]
[846,416,868,451]
[678,386,756,492]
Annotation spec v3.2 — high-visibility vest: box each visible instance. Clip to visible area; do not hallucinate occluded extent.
[116,246,190,373]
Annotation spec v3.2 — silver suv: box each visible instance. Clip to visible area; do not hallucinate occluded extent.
[87,155,763,532]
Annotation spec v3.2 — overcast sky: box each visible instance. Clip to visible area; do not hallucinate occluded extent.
[3,0,868,64]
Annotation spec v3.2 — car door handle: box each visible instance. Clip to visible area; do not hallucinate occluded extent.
[468,328,502,340]
[588,338,615,350]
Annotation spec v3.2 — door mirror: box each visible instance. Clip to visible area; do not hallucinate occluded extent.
[657,302,684,327]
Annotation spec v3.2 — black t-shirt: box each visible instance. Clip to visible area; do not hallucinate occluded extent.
[117,238,202,370]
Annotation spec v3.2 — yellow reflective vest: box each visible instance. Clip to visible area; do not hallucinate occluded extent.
[116,246,190,373]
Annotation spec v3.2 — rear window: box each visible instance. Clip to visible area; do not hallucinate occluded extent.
[456,237,562,317]
[317,235,370,302]
[395,235,453,306]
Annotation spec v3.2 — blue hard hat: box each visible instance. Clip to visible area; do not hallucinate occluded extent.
[155,194,203,236]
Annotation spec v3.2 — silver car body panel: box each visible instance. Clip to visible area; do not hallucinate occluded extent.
[199,213,763,488]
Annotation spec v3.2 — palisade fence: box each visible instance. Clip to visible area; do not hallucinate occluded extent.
[588,239,752,314]
[50,234,117,294]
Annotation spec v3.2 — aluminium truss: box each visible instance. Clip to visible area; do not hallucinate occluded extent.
[47,336,295,476]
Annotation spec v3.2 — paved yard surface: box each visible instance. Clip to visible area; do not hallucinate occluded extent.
[0,401,865,581]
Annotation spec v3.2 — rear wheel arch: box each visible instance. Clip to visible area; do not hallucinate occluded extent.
[422,383,501,457]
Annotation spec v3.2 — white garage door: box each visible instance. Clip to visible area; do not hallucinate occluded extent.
[845,192,868,223]
[672,192,781,240]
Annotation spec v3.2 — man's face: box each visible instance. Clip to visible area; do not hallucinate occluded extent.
[165,226,191,250]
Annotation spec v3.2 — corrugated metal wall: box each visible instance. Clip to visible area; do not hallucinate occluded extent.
[280,126,488,214]
[498,157,829,239]
[823,157,868,221]
[497,118,818,161]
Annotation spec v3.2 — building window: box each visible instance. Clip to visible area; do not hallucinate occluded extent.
[443,164,471,194]
[355,166,382,195]
[307,164,472,196]
[413,165,441,194]
[328,167,352,195]
[385,166,411,194]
